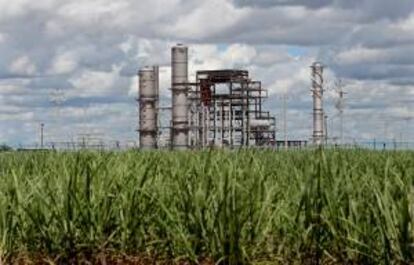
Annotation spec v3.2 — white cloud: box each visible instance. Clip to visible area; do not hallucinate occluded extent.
[0,0,413,145]
[253,49,295,66]
[335,47,383,65]
[0,111,34,121]
[57,0,129,25]
[222,44,257,66]
[49,51,78,74]
[44,20,66,38]
[162,0,249,39]
[9,56,37,75]
[0,0,55,20]
[397,13,414,31]
[0,32,6,43]
[69,68,120,98]
[0,82,27,94]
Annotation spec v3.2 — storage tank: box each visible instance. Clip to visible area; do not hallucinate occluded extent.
[250,119,272,128]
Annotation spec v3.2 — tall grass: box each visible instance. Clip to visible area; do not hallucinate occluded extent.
[0,149,413,264]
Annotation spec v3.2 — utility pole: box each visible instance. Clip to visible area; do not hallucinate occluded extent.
[40,123,44,149]
[324,114,328,145]
[283,93,288,150]
[384,119,389,143]
[49,88,66,145]
[402,117,412,149]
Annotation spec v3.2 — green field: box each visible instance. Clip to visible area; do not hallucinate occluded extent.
[0,149,413,264]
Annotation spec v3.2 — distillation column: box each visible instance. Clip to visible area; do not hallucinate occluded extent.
[171,44,189,150]
[138,66,158,149]
[311,62,325,146]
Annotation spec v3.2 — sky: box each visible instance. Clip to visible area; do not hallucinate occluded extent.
[0,0,413,147]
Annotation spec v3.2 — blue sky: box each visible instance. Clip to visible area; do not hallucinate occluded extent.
[0,0,413,147]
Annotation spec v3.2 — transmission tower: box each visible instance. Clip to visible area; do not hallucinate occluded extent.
[277,93,298,150]
[334,79,347,145]
[283,94,287,150]
[40,123,44,149]
[402,117,412,148]
[49,88,66,145]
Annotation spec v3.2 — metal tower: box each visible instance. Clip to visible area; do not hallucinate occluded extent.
[138,66,159,149]
[334,79,347,145]
[171,44,189,150]
[311,62,325,146]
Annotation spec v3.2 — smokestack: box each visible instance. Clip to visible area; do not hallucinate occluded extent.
[171,44,189,150]
[138,66,158,149]
[311,62,325,146]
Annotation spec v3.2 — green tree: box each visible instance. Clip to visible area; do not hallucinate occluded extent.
[0,144,13,152]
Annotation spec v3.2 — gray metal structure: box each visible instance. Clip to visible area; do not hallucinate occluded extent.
[138,44,276,150]
[311,62,325,146]
[171,44,189,150]
[138,66,159,149]
[187,70,276,148]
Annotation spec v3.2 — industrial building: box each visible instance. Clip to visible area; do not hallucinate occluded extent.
[138,44,277,150]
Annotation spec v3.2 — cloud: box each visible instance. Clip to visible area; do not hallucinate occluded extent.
[68,67,129,98]
[234,0,414,21]
[233,0,333,9]
[0,0,413,146]
[0,0,55,20]
[0,33,6,43]
[9,56,37,76]
[161,0,249,40]
[48,51,78,74]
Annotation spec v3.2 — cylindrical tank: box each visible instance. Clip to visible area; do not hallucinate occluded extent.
[311,62,324,146]
[249,119,272,127]
[171,44,189,150]
[139,66,157,149]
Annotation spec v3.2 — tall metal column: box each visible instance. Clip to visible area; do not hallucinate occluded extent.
[138,66,158,149]
[171,44,189,150]
[311,62,325,146]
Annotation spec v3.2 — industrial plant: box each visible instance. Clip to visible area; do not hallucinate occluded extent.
[24,44,335,151]
[12,44,413,151]
[138,44,280,150]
